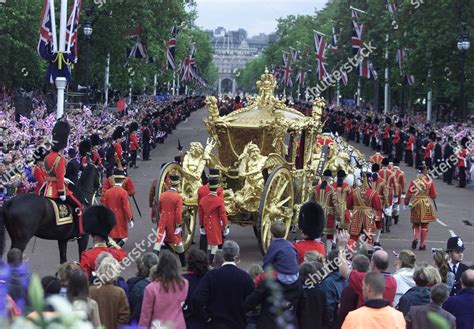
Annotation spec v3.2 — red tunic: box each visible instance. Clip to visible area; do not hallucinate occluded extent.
[103,186,133,239]
[198,193,228,245]
[370,153,383,166]
[292,240,326,264]
[370,177,388,217]
[197,184,224,205]
[347,187,382,237]
[457,149,468,168]
[101,176,135,204]
[157,189,182,244]
[378,167,397,204]
[405,136,415,151]
[404,176,437,224]
[424,142,434,159]
[393,167,406,202]
[383,126,390,139]
[332,182,352,229]
[114,142,123,162]
[33,165,46,194]
[92,149,102,168]
[43,151,68,198]
[314,184,338,235]
[317,136,333,146]
[129,132,139,151]
[393,129,400,144]
[80,245,126,278]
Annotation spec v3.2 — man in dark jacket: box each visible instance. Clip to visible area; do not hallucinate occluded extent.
[443,137,455,184]
[65,148,80,186]
[447,236,469,296]
[433,137,443,178]
[406,283,456,329]
[443,269,474,329]
[192,240,254,329]
[397,264,431,315]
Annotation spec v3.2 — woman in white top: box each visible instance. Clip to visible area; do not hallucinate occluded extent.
[393,249,416,307]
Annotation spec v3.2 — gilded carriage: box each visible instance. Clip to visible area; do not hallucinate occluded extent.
[155,69,328,253]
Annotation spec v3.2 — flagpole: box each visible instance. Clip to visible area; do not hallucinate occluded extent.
[55,0,68,120]
[66,0,79,53]
[427,70,432,121]
[357,79,361,106]
[384,34,389,114]
[49,0,58,53]
[172,71,176,96]
[153,73,157,96]
[177,72,180,96]
[104,53,110,106]
[336,80,340,107]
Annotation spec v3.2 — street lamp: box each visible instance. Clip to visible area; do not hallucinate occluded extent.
[457,22,470,119]
[83,18,93,105]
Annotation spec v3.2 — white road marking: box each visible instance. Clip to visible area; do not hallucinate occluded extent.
[448,230,457,237]
[436,218,448,227]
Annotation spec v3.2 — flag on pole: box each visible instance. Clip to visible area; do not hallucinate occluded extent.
[340,70,348,86]
[295,71,306,87]
[290,48,299,63]
[37,0,55,61]
[183,44,196,81]
[65,0,83,64]
[313,31,328,81]
[359,59,377,80]
[351,20,364,55]
[128,41,147,59]
[330,26,338,54]
[281,52,293,87]
[166,24,179,70]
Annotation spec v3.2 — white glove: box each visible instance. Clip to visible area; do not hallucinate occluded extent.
[59,195,66,201]
[224,227,230,236]
[64,178,74,186]
[174,227,182,235]
[128,220,134,229]
[200,227,206,235]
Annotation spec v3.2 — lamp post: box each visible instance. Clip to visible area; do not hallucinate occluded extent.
[83,18,93,105]
[457,22,470,119]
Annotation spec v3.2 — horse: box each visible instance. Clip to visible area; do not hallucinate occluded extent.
[0,163,100,263]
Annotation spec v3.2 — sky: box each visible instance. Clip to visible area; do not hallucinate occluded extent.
[195,0,329,38]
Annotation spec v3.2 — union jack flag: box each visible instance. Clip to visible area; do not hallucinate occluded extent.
[295,70,306,87]
[281,52,293,87]
[405,75,415,86]
[290,48,299,63]
[183,44,196,82]
[340,70,348,86]
[166,25,179,70]
[65,0,83,64]
[396,48,405,75]
[359,59,377,80]
[397,48,415,85]
[37,0,55,61]
[313,31,328,81]
[351,20,364,56]
[387,0,397,14]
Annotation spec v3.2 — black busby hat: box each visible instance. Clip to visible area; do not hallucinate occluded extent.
[298,201,324,240]
[381,158,390,167]
[90,133,101,147]
[365,117,372,124]
[446,236,465,252]
[235,95,241,103]
[385,117,392,125]
[67,147,77,159]
[323,169,333,178]
[429,131,437,141]
[141,117,150,126]
[112,127,124,140]
[83,206,116,240]
[337,170,347,179]
[408,126,416,135]
[33,146,48,163]
[208,177,219,190]
[170,174,180,186]
[79,140,92,157]
[51,121,70,151]
[371,163,380,173]
[396,120,403,128]
[374,118,380,125]
[208,168,220,178]
[129,122,139,132]
[461,136,469,148]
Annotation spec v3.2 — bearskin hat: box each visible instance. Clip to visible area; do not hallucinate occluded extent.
[90,133,101,147]
[381,158,390,167]
[112,127,124,140]
[371,163,380,173]
[429,131,437,141]
[337,170,347,179]
[298,201,324,240]
[129,122,139,132]
[385,117,392,125]
[235,95,241,103]
[323,169,333,178]
[83,206,116,240]
[408,126,416,135]
[79,140,92,157]
[51,121,70,151]
[365,116,372,124]
[396,120,403,128]
[374,118,380,125]
[461,136,469,148]
[393,158,400,166]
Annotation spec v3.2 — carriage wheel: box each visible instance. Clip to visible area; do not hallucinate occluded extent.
[155,162,197,252]
[257,166,294,254]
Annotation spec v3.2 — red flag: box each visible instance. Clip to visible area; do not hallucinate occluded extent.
[116,98,126,112]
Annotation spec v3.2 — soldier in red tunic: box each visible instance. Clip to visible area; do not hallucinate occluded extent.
[347,171,383,247]
[32,146,47,194]
[391,158,406,225]
[404,164,437,250]
[197,168,224,252]
[198,177,229,263]
[43,121,84,234]
[128,122,139,169]
[378,158,397,233]
[112,126,125,169]
[90,133,103,169]
[103,174,134,247]
[370,145,383,166]
[369,163,388,246]
[293,201,325,264]
[456,137,469,188]
[154,174,186,267]
[101,169,135,204]
[422,131,436,170]
[314,170,339,253]
[405,126,416,167]
[80,206,126,278]
[393,120,403,161]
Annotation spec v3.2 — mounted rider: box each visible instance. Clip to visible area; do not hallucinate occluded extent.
[43,121,84,234]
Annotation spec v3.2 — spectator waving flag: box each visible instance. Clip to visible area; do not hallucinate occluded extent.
[313,31,328,81]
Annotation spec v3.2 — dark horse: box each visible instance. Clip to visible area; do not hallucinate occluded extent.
[0,163,100,263]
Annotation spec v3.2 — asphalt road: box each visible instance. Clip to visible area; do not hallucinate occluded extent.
[7,107,473,277]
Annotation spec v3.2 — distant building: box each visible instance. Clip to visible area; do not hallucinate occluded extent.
[209,27,272,96]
